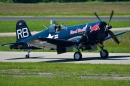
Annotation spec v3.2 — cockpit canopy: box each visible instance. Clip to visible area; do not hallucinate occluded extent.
[48,24,67,33]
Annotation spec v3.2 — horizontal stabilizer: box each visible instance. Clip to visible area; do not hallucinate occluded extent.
[0,42,23,46]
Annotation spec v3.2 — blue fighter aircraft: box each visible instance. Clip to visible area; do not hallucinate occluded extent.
[1,11,126,61]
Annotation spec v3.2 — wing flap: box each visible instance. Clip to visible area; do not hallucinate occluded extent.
[28,38,76,48]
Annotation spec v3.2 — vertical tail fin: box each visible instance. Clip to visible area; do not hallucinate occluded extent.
[16,20,32,42]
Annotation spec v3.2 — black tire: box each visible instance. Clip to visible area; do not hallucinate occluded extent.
[100,49,109,59]
[25,54,29,58]
[74,52,82,61]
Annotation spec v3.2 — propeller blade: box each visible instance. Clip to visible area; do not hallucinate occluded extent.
[108,10,114,25]
[108,30,120,44]
[94,12,102,22]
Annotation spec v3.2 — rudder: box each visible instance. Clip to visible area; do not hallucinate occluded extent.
[16,20,32,42]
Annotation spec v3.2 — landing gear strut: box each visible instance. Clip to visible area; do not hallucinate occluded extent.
[98,43,109,59]
[25,50,30,58]
[74,45,82,61]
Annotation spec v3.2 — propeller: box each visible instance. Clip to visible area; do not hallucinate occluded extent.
[108,30,120,44]
[95,11,120,44]
[94,12,102,22]
[108,10,114,26]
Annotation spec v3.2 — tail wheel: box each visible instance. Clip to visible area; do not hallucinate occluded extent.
[100,49,109,59]
[25,54,29,58]
[74,52,82,61]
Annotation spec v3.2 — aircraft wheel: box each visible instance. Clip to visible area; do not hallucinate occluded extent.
[74,52,82,61]
[100,49,108,59]
[25,54,29,58]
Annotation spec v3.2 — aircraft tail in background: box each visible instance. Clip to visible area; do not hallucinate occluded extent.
[16,20,32,42]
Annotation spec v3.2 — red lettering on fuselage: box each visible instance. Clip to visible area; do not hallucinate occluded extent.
[70,29,77,34]
[70,25,87,35]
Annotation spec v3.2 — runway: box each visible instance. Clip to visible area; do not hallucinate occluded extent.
[0,16,130,21]
[0,52,130,64]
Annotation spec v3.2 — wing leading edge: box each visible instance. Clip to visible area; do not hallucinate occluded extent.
[105,31,126,40]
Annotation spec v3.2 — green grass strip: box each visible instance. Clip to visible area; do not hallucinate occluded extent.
[0,62,130,86]
[0,76,129,86]
[0,62,129,76]
[0,2,130,16]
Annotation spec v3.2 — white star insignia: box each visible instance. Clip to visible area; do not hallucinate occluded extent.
[47,34,53,38]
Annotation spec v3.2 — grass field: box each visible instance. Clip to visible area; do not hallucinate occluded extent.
[0,2,130,16]
[0,77,129,86]
[0,62,130,86]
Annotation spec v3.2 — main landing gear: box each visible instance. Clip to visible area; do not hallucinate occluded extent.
[98,43,109,59]
[73,43,109,61]
[25,50,30,58]
[100,49,108,59]
[74,52,82,61]
[74,45,82,61]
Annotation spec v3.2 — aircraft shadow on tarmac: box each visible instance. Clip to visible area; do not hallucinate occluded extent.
[43,55,130,63]
[5,55,130,62]
[6,56,45,60]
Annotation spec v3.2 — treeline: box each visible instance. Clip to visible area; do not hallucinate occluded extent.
[1,0,130,3]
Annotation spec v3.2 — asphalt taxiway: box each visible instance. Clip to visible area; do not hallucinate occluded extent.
[0,52,130,64]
